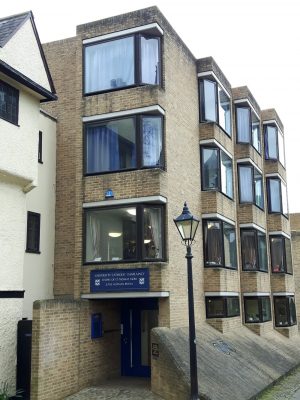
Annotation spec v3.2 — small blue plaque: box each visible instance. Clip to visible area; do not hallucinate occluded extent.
[105,189,114,199]
[90,268,150,292]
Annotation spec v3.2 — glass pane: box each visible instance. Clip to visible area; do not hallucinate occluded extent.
[281,182,288,215]
[239,166,253,202]
[202,148,219,190]
[254,170,264,208]
[245,298,260,322]
[141,310,158,366]
[258,233,268,271]
[221,152,233,198]
[206,298,224,317]
[84,36,134,93]
[289,298,297,325]
[236,107,251,142]
[203,80,217,122]
[268,179,281,212]
[265,126,277,159]
[86,118,136,173]
[227,297,240,317]
[252,112,261,152]
[218,87,231,135]
[278,131,285,166]
[177,220,192,241]
[142,116,162,167]
[241,230,257,270]
[223,223,237,269]
[274,297,288,326]
[262,298,271,322]
[141,36,160,85]
[285,239,293,274]
[0,80,18,124]
[204,221,222,266]
[270,237,284,272]
[143,207,162,259]
[85,207,136,262]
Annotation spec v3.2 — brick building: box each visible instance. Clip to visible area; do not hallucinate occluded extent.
[31,6,299,399]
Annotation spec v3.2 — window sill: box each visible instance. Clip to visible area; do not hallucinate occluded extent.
[83,83,162,97]
[242,269,269,273]
[84,166,165,177]
[245,320,271,324]
[199,121,232,138]
[271,271,293,275]
[204,265,238,271]
[202,188,234,201]
[25,249,41,254]
[83,260,168,267]
[0,116,19,127]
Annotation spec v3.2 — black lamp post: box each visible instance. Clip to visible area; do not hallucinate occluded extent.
[174,202,200,400]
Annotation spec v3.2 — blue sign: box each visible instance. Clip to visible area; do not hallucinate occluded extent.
[90,268,150,292]
[105,189,114,199]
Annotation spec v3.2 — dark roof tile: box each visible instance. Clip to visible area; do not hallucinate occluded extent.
[0,12,30,47]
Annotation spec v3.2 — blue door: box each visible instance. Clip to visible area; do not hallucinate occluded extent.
[121,298,158,377]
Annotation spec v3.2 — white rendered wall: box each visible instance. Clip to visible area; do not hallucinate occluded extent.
[23,112,56,319]
[0,19,51,91]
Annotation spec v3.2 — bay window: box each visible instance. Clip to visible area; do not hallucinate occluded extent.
[238,164,264,209]
[84,34,161,94]
[203,219,237,269]
[264,124,285,166]
[270,235,293,274]
[201,146,233,198]
[244,296,271,323]
[199,78,231,136]
[206,296,240,318]
[274,296,296,327]
[266,177,288,215]
[84,204,164,263]
[241,229,268,272]
[236,104,261,153]
[85,114,163,174]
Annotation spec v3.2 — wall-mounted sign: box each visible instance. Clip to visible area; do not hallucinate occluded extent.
[90,268,149,292]
[152,343,159,358]
[105,189,114,199]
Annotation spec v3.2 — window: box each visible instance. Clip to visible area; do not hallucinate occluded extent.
[238,164,264,209]
[199,78,231,136]
[274,296,297,327]
[85,115,163,174]
[26,212,41,253]
[201,146,233,198]
[264,124,285,166]
[236,105,261,153]
[84,204,164,263]
[84,34,161,94]
[270,235,293,274]
[266,177,288,216]
[244,297,271,323]
[203,220,237,269]
[38,131,43,163]
[241,229,268,272]
[205,296,240,318]
[0,80,19,125]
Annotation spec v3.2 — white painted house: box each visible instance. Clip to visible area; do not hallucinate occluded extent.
[0,11,56,392]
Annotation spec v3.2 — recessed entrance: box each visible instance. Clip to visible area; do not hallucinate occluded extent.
[121,298,158,377]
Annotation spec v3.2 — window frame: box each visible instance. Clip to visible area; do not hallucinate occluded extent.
[83,33,162,96]
[240,228,268,272]
[38,131,43,164]
[237,163,264,210]
[205,296,240,318]
[199,77,232,137]
[235,104,261,154]
[83,203,166,265]
[83,113,164,176]
[244,296,271,323]
[270,235,293,275]
[266,177,288,217]
[0,79,19,126]
[264,123,285,167]
[203,219,237,270]
[26,211,41,254]
[273,296,297,327]
[200,145,233,199]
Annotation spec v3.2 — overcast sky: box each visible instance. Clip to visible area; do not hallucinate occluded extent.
[2,0,300,212]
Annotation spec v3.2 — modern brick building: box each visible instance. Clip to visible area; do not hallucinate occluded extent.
[31,6,299,399]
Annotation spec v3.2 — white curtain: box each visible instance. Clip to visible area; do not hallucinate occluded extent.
[239,166,253,202]
[237,107,250,142]
[141,36,159,84]
[87,213,101,261]
[142,117,162,166]
[148,208,161,258]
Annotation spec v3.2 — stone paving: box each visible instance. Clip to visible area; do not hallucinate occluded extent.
[65,378,162,400]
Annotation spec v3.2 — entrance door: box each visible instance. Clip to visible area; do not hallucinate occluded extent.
[121,298,158,377]
[16,319,32,400]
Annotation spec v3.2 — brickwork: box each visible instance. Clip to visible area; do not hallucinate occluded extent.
[203,269,239,292]
[240,272,271,293]
[206,316,241,333]
[245,321,273,336]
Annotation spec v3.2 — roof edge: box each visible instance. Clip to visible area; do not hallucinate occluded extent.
[0,11,31,48]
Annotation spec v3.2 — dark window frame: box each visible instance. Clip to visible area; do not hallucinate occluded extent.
[26,211,41,254]
[244,296,271,323]
[235,104,261,154]
[203,219,237,270]
[38,131,43,164]
[270,235,293,275]
[266,177,288,217]
[240,228,268,272]
[205,296,240,318]
[199,77,232,137]
[237,163,264,210]
[200,145,233,199]
[83,203,166,265]
[0,79,19,125]
[83,33,162,96]
[273,296,297,327]
[83,113,164,176]
[264,123,285,167]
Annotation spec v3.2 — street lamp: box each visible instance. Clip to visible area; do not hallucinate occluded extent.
[174,202,200,400]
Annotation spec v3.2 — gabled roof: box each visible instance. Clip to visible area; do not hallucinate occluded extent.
[0,12,30,48]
